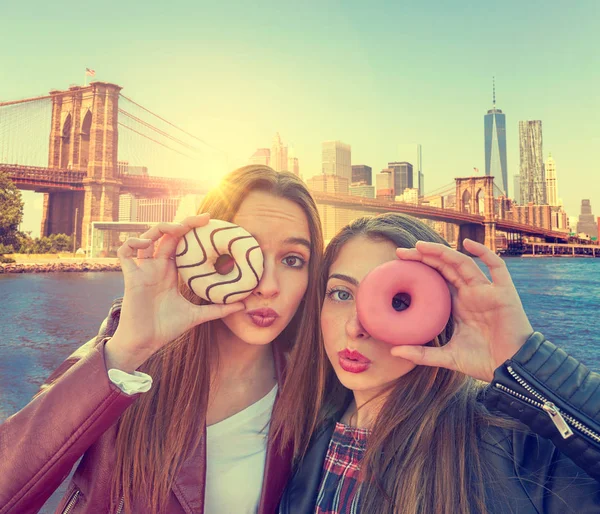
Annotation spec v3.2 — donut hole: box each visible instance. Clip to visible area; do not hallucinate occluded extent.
[215,254,235,275]
[391,293,411,312]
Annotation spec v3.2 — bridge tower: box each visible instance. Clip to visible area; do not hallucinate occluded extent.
[455,175,496,252]
[41,82,122,250]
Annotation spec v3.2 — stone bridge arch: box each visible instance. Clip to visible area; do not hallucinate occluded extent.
[455,175,496,252]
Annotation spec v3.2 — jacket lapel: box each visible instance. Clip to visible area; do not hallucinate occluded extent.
[172,341,293,514]
[173,426,207,514]
[257,342,294,514]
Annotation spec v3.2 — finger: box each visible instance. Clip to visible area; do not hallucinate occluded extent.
[139,222,188,243]
[462,239,513,286]
[144,214,211,259]
[396,246,464,288]
[412,241,489,286]
[189,302,245,327]
[179,212,211,229]
[390,345,458,371]
[117,238,153,273]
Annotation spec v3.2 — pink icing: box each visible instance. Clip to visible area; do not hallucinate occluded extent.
[356,260,451,345]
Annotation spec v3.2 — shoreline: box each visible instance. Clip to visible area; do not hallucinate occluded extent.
[0,258,121,274]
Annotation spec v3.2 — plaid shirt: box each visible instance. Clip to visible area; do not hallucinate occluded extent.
[315,422,370,514]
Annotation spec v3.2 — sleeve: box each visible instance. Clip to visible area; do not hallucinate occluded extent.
[108,368,153,395]
[0,338,139,514]
[481,426,600,513]
[0,299,144,514]
[483,332,600,481]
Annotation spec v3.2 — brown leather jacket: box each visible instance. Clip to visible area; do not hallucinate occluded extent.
[0,299,293,514]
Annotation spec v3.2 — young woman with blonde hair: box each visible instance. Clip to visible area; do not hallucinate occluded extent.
[278,213,600,514]
[0,165,324,514]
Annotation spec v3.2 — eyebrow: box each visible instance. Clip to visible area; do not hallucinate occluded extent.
[328,273,359,287]
[284,237,311,251]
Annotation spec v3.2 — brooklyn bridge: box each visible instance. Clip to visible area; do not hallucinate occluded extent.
[0,81,572,253]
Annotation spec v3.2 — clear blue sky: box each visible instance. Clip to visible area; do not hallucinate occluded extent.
[2,0,598,236]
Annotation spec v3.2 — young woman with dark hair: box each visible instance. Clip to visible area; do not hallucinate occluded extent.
[278,213,600,514]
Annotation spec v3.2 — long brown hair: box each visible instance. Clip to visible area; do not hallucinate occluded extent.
[279,213,514,514]
[110,165,323,514]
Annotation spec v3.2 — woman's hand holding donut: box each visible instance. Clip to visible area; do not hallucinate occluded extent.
[390,238,534,382]
[104,213,244,373]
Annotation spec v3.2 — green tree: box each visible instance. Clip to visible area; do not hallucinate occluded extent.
[0,171,24,249]
[49,233,72,252]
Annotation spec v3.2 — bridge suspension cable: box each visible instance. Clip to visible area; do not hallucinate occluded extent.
[0,96,53,167]
[422,181,455,198]
[118,122,195,159]
[119,109,202,154]
[119,94,224,154]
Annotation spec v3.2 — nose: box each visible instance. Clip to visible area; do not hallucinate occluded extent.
[253,258,279,299]
[345,310,370,341]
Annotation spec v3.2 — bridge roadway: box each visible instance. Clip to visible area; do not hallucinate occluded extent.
[0,163,208,195]
[311,191,570,242]
[2,163,572,244]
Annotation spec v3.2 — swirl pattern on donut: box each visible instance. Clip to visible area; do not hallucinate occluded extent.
[175,219,264,304]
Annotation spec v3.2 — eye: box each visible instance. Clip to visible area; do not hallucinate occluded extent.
[392,293,411,312]
[326,288,353,302]
[282,256,305,268]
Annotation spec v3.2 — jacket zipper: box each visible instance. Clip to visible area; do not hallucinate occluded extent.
[61,488,80,514]
[495,365,600,444]
[116,496,124,514]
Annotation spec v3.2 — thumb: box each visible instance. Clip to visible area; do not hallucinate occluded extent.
[390,345,457,371]
[189,302,245,327]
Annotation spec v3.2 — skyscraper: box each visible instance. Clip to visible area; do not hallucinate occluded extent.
[484,80,508,195]
[271,133,288,172]
[545,154,558,206]
[398,143,423,196]
[375,169,394,200]
[249,148,270,166]
[288,147,300,176]
[519,120,546,205]
[322,141,351,182]
[576,200,598,237]
[513,175,521,205]
[351,165,372,185]
[388,162,413,196]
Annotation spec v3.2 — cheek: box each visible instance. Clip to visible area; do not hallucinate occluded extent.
[282,271,309,309]
[380,353,417,380]
[321,306,342,352]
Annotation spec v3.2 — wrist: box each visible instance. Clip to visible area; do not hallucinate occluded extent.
[104,333,150,373]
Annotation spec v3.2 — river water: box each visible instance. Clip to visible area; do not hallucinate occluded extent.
[1,257,599,511]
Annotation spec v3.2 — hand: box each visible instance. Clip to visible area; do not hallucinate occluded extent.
[390,238,534,382]
[104,213,244,372]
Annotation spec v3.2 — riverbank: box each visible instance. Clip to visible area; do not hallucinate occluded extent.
[0,255,121,273]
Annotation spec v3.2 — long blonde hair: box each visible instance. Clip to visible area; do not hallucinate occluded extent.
[111,165,323,514]
[278,213,514,514]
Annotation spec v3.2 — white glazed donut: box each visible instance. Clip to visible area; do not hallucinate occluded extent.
[175,219,264,304]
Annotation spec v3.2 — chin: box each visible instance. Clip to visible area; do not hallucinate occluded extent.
[334,369,377,392]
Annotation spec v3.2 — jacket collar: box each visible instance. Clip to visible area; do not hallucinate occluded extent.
[173,340,293,514]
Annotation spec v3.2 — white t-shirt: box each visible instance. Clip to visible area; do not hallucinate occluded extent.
[107,368,277,514]
[205,385,278,514]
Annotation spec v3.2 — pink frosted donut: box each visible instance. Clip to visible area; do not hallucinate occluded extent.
[356,260,451,346]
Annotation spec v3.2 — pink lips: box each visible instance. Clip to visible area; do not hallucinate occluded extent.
[338,348,372,374]
[247,308,279,328]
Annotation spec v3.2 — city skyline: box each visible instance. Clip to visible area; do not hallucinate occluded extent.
[3,0,597,235]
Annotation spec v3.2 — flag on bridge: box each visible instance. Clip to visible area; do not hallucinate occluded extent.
[85,68,96,77]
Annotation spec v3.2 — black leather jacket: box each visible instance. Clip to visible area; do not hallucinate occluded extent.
[280,333,600,513]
